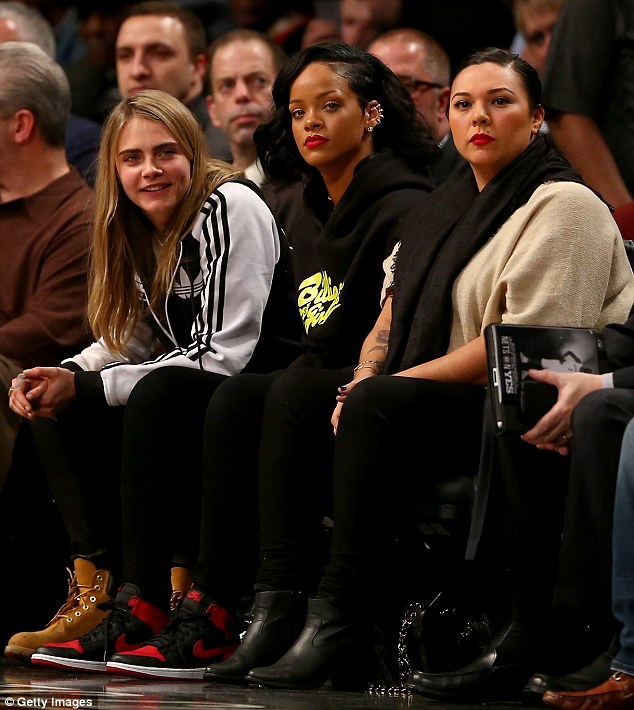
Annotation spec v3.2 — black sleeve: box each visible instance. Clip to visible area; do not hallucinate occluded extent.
[603,308,634,372]
[73,370,107,403]
[612,366,634,389]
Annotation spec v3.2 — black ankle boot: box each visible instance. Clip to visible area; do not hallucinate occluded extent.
[203,590,303,684]
[246,596,375,690]
[406,614,537,702]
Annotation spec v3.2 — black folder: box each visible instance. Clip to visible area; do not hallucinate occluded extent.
[485,323,607,433]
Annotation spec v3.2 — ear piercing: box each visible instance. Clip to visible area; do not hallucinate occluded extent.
[367,102,384,132]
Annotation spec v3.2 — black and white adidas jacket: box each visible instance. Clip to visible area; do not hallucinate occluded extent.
[65,181,283,407]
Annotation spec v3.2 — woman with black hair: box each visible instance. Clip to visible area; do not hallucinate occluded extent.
[229,47,632,694]
[29,42,438,679]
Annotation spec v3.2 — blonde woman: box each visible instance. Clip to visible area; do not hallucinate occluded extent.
[5,89,295,662]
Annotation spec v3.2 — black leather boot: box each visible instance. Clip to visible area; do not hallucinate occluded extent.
[203,590,303,684]
[406,613,537,702]
[246,596,375,690]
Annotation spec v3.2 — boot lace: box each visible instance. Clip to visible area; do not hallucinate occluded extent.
[48,568,104,625]
[169,590,185,612]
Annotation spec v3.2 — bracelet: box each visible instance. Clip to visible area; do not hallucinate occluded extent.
[353,360,384,373]
[354,365,380,375]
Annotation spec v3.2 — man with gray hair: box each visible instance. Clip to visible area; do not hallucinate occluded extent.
[0,41,92,501]
[0,1,102,183]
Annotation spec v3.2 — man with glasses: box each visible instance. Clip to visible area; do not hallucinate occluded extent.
[368,27,463,183]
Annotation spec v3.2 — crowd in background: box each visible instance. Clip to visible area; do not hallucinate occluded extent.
[1,1,634,708]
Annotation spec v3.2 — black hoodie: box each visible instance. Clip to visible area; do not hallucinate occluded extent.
[277,149,434,370]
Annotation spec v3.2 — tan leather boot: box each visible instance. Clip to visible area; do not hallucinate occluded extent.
[4,558,113,663]
[169,566,193,611]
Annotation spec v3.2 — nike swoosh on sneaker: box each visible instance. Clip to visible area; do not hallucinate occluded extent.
[114,635,144,654]
[192,639,237,660]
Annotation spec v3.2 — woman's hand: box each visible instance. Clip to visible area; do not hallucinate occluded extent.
[331,370,377,434]
[8,367,76,420]
[520,368,604,455]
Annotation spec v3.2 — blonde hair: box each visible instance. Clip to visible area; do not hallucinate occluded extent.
[89,89,242,356]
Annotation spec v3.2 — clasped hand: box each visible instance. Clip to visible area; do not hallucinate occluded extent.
[8,366,76,420]
[520,368,603,455]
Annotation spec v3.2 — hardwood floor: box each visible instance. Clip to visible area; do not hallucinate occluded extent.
[0,659,537,710]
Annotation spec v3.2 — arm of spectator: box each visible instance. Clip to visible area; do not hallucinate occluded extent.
[0,221,90,367]
[548,113,633,208]
[395,334,488,386]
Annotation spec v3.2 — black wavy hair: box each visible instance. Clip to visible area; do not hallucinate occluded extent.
[255,41,438,184]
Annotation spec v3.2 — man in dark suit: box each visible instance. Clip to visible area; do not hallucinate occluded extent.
[541,405,634,710]
[408,306,634,702]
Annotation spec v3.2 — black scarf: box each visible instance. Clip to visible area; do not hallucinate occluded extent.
[384,135,584,374]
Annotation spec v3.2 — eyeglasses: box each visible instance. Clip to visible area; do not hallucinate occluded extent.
[397,76,444,95]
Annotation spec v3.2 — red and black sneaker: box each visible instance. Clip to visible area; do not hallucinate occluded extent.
[31,583,169,673]
[105,587,241,679]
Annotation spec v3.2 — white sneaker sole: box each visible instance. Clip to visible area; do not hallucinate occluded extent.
[31,652,107,673]
[106,661,206,680]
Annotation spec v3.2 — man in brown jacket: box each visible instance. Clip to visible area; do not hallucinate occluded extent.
[0,41,93,492]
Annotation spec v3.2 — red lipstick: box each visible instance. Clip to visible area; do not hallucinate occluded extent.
[304,134,328,148]
[470,133,494,145]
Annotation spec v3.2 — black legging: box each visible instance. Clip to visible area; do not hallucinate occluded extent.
[194,371,279,608]
[31,400,125,572]
[254,374,486,608]
[194,367,351,605]
[120,366,352,612]
[120,366,228,610]
[250,367,353,595]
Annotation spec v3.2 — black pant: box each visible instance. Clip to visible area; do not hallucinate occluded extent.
[254,374,486,607]
[119,366,228,610]
[251,367,353,595]
[31,400,125,571]
[556,388,634,612]
[96,366,352,612]
[121,366,340,610]
[193,367,351,605]
[469,387,634,620]
[193,371,280,609]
